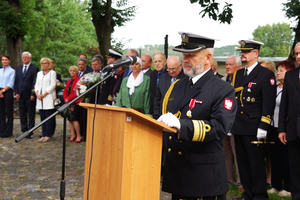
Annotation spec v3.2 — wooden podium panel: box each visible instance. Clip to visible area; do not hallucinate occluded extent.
[80,103,176,200]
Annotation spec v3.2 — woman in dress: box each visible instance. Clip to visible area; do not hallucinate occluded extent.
[116,57,150,114]
[268,60,295,197]
[63,65,82,143]
[0,54,15,138]
[34,57,57,142]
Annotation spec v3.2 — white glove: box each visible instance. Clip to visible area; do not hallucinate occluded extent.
[256,128,267,140]
[157,113,181,130]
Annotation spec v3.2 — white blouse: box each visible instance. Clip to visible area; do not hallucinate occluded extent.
[35,70,57,110]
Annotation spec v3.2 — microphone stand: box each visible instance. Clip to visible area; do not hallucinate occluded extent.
[15,70,116,200]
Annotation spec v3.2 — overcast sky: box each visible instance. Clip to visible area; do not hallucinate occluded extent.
[113,0,295,49]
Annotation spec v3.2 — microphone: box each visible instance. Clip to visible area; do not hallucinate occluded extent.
[102,56,137,72]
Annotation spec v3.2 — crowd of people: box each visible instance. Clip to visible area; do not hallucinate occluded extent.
[0,31,300,200]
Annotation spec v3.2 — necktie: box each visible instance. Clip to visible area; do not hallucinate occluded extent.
[78,71,82,77]
[171,77,176,84]
[23,65,27,77]
[244,68,248,77]
[185,79,193,92]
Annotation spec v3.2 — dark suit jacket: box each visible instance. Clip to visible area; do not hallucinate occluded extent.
[86,65,92,72]
[215,72,224,78]
[231,64,276,135]
[162,69,237,196]
[278,67,300,141]
[83,67,93,76]
[149,68,167,114]
[56,73,62,83]
[153,69,187,119]
[144,68,152,76]
[14,63,39,98]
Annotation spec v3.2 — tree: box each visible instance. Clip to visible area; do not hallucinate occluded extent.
[23,0,98,77]
[252,23,293,57]
[189,0,233,24]
[282,0,300,60]
[88,0,136,65]
[0,0,42,68]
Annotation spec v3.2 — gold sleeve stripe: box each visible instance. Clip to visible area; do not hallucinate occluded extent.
[261,116,271,124]
[191,120,211,142]
[192,120,200,141]
[162,79,179,115]
[199,120,204,142]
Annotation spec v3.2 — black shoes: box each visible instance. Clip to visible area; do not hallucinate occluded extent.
[26,133,33,139]
[233,198,246,200]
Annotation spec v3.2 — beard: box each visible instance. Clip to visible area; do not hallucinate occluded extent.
[183,59,205,77]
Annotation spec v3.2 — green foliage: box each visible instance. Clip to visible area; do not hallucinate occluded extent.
[282,0,300,60]
[88,0,136,28]
[0,30,7,55]
[130,44,239,58]
[23,0,98,78]
[213,45,239,56]
[283,0,300,20]
[0,0,42,38]
[189,0,232,24]
[252,23,293,57]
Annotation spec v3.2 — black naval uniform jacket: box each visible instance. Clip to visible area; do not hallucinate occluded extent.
[153,69,187,119]
[231,64,276,135]
[162,69,237,197]
[278,67,300,141]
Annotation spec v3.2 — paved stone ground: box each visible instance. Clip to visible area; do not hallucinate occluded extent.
[0,115,173,200]
[1,115,238,200]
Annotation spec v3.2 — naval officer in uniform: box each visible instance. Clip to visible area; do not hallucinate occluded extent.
[157,32,237,200]
[231,40,276,200]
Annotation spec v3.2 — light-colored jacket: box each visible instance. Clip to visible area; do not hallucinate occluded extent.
[35,70,57,110]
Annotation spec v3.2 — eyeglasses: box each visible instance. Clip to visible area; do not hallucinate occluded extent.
[41,63,49,65]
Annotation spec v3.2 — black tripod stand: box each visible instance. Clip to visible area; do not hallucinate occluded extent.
[15,70,116,200]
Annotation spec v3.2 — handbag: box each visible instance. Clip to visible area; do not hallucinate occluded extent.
[53,98,61,109]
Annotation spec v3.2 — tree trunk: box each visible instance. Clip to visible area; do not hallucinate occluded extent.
[91,0,112,66]
[6,35,23,69]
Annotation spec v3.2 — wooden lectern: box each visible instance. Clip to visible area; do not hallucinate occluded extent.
[80,103,176,200]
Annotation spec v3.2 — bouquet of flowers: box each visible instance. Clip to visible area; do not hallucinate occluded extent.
[56,80,65,92]
[75,73,101,102]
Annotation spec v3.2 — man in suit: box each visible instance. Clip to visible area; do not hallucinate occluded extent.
[150,52,167,114]
[78,58,93,78]
[90,56,112,105]
[210,57,223,78]
[141,54,152,76]
[231,40,276,200]
[106,49,124,104]
[153,55,187,119]
[14,52,39,139]
[79,53,93,72]
[278,41,300,199]
[77,57,93,142]
[157,32,237,200]
[222,56,242,187]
